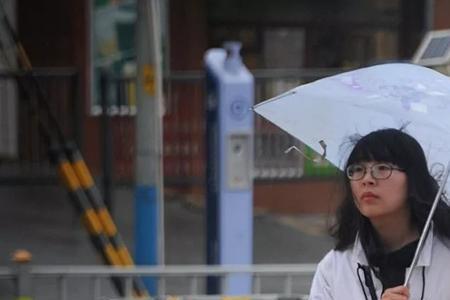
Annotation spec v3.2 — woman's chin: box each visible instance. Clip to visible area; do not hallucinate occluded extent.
[359,207,385,219]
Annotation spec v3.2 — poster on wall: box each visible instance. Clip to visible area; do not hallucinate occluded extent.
[92,0,137,115]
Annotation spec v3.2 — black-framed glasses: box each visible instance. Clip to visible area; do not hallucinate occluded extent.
[346,163,404,180]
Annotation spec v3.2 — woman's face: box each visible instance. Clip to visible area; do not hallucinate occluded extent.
[349,161,409,221]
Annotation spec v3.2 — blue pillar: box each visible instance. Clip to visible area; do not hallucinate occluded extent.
[135,186,158,293]
[134,0,164,295]
[204,41,254,295]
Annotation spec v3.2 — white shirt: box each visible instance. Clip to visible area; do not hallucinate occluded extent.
[309,229,450,300]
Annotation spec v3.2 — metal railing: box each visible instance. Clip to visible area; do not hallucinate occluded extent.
[99,68,343,184]
[0,263,317,300]
[0,68,81,185]
[0,68,341,185]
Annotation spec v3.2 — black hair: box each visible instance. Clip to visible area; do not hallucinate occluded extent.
[332,128,450,252]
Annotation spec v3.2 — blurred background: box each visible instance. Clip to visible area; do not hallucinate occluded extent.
[0,0,449,299]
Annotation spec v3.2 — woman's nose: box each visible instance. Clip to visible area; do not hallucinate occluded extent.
[361,170,375,184]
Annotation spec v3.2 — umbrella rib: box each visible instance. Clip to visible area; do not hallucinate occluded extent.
[285,140,327,163]
[253,90,297,109]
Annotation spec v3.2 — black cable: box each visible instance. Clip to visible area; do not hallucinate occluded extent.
[421,266,425,300]
[358,263,379,300]
[357,263,370,300]
[363,265,378,300]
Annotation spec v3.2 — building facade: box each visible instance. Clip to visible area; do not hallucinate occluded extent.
[6,0,450,212]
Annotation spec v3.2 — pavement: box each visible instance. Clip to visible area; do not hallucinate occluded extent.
[0,184,334,299]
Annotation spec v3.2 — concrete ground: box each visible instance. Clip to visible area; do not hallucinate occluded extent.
[0,184,334,299]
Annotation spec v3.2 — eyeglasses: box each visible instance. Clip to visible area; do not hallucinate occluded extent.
[346,163,404,180]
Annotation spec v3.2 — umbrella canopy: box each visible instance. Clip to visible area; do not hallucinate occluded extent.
[254,63,450,173]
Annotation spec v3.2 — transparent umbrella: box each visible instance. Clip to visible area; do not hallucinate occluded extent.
[253,63,450,286]
[255,63,450,172]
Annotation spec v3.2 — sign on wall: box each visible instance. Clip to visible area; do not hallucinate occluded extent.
[91,0,137,115]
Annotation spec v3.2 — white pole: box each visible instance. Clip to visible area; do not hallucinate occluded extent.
[135,0,164,294]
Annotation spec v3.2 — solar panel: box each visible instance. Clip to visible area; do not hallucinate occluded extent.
[413,29,450,66]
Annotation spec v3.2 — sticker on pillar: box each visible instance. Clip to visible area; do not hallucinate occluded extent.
[143,65,156,96]
[227,134,251,190]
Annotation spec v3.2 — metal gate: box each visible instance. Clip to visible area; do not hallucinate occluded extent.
[99,68,342,185]
[0,68,81,185]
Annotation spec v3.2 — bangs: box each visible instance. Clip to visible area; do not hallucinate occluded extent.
[347,130,407,167]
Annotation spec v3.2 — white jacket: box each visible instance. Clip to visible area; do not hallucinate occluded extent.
[309,229,450,300]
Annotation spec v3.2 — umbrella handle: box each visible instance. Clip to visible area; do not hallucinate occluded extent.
[403,161,450,287]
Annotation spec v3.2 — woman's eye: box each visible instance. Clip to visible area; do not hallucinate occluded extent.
[376,164,390,171]
[353,166,364,173]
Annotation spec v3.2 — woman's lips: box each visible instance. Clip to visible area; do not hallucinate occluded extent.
[360,192,378,202]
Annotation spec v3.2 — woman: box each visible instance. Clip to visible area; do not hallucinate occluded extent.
[309,128,450,299]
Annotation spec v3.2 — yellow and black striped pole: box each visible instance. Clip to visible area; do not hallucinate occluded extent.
[1,6,149,297]
[0,27,129,293]
[65,144,131,262]
[65,143,149,297]
[49,145,125,295]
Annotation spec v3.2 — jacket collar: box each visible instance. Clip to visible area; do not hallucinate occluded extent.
[352,226,434,267]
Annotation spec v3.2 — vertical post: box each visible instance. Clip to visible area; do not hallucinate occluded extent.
[425,0,434,32]
[135,0,164,294]
[204,42,254,295]
[12,249,33,300]
[71,72,82,149]
[100,69,113,212]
